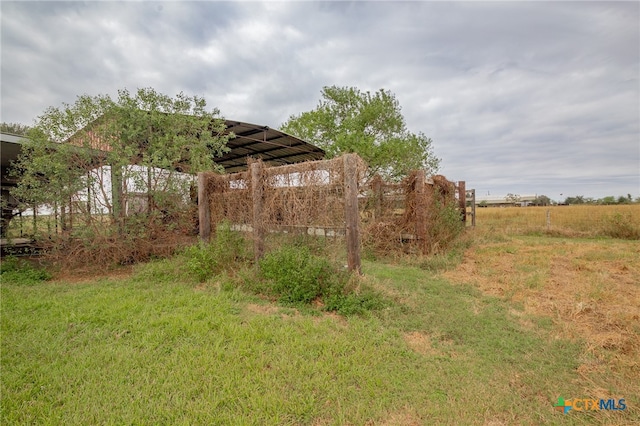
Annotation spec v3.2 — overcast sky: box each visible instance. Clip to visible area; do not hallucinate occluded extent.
[1,1,638,200]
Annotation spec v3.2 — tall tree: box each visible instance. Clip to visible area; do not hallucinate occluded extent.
[281,86,440,180]
[533,195,551,206]
[11,88,230,233]
[1,122,31,135]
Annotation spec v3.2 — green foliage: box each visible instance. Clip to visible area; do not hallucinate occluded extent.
[259,245,338,304]
[11,87,230,216]
[281,86,440,180]
[4,240,630,424]
[563,194,639,206]
[603,212,640,240]
[9,88,232,265]
[599,196,617,205]
[0,122,30,135]
[428,199,465,252]
[564,195,585,205]
[0,257,51,285]
[257,244,386,314]
[183,221,250,282]
[532,195,551,206]
[132,257,189,284]
[324,286,387,316]
[13,88,228,210]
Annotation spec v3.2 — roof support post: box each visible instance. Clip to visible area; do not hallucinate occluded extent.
[110,165,123,234]
[251,160,265,262]
[343,154,362,274]
[197,172,211,242]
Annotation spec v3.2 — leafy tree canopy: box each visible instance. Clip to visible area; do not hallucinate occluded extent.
[281,86,440,180]
[533,195,551,206]
[12,88,230,209]
[1,122,31,135]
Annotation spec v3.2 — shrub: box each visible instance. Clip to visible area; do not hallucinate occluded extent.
[429,199,465,252]
[259,245,339,304]
[183,221,249,282]
[258,244,387,314]
[603,213,640,240]
[324,284,387,316]
[0,256,51,285]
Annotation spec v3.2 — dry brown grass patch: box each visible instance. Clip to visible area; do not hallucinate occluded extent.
[403,331,438,356]
[443,234,640,405]
[245,303,282,316]
[370,408,422,426]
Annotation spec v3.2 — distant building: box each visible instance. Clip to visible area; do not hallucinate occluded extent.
[476,195,539,207]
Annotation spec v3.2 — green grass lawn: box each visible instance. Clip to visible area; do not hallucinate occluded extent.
[1,255,631,425]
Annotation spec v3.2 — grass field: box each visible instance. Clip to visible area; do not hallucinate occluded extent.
[2,204,639,425]
[472,204,640,239]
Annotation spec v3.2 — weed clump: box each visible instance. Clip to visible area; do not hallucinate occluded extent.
[602,212,640,240]
[428,199,466,251]
[0,256,51,285]
[259,245,334,304]
[183,221,250,282]
[258,244,386,315]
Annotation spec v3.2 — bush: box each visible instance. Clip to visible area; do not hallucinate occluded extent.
[259,245,339,304]
[324,286,387,316]
[0,256,51,285]
[603,213,640,240]
[258,244,387,314]
[429,199,465,252]
[183,221,249,282]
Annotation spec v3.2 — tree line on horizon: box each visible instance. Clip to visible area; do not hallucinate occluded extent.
[478,193,639,207]
[562,194,639,205]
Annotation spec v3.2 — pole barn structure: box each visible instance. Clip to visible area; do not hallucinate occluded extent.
[0,120,325,239]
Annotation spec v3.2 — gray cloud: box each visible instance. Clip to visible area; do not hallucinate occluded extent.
[1,1,638,199]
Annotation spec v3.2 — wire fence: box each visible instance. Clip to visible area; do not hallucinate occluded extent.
[472,204,640,239]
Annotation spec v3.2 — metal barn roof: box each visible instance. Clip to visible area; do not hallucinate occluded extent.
[219,120,324,172]
[1,120,325,176]
[1,133,26,170]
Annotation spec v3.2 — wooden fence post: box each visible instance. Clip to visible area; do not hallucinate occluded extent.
[197,172,211,241]
[251,161,265,262]
[470,189,476,227]
[372,174,382,220]
[343,154,361,274]
[415,170,429,254]
[458,181,466,223]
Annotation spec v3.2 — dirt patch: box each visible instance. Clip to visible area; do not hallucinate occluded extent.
[372,408,422,426]
[403,331,439,356]
[402,331,460,359]
[245,303,281,316]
